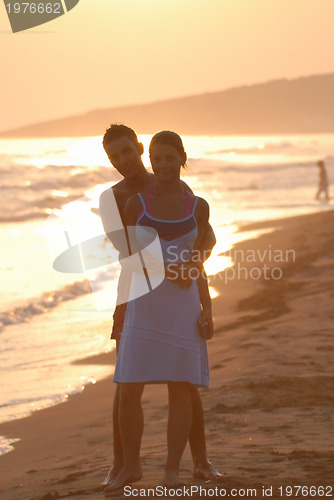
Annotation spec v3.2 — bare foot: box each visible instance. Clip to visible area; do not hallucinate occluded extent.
[193,461,224,481]
[162,470,183,488]
[104,466,142,492]
[100,464,122,490]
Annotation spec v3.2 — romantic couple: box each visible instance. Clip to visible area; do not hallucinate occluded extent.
[99,124,221,491]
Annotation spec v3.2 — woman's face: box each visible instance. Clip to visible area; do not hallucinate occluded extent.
[149,143,186,183]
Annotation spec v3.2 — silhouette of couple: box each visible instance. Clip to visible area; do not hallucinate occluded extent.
[99,125,222,491]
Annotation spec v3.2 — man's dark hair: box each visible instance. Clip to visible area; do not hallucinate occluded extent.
[103,123,139,150]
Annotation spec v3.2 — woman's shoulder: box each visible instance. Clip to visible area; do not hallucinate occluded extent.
[183,190,209,211]
[192,196,209,221]
[195,195,208,206]
[186,193,209,210]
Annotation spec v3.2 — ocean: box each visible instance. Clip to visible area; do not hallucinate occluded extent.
[0,133,333,454]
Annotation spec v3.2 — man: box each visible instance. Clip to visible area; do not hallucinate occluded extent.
[99,124,221,488]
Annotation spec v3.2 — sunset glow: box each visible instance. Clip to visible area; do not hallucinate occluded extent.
[1,0,334,132]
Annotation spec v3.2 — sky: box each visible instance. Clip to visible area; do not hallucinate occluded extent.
[1,0,334,132]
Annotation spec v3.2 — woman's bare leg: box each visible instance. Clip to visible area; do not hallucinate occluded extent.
[163,382,192,487]
[106,382,144,491]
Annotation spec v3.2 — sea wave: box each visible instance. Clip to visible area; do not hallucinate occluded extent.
[0,265,118,333]
[189,157,317,173]
[0,164,118,222]
[0,281,92,332]
[206,141,296,155]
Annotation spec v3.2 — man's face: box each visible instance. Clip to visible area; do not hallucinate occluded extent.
[104,136,143,179]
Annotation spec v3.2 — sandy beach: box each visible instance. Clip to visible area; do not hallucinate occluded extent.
[0,209,333,500]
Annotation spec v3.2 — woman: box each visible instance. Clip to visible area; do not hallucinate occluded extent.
[110,130,213,489]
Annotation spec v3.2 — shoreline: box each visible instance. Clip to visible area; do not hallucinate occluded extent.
[0,209,333,499]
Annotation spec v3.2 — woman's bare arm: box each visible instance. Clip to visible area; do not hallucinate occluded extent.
[193,198,214,339]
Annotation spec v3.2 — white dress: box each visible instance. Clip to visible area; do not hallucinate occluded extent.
[113,191,209,387]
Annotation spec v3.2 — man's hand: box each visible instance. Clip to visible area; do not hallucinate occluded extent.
[165,262,195,289]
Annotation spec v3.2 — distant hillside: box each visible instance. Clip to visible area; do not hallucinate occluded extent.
[1,73,334,138]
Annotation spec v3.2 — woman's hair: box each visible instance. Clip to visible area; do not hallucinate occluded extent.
[149,130,188,168]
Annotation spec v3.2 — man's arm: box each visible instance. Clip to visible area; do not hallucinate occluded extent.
[181,181,216,261]
[165,197,216,289]
[198,223,216,262]
[99,186,129,342]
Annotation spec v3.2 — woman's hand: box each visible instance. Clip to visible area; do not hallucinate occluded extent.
[197,309,214,340]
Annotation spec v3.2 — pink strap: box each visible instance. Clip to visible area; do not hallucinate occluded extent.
[184,190,193,217]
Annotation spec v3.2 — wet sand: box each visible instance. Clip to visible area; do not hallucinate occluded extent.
[0,210,333,500]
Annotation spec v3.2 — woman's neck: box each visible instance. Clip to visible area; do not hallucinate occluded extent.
[154,180,183,196]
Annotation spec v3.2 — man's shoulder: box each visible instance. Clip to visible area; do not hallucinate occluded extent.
[111,179,128,194]
[102,173,155,195]
[100,180,127,203]
[100,172,156,207]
